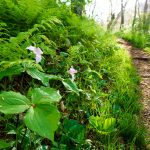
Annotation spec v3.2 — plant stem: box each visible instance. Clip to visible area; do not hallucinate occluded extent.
[21,127,27,146]
[15,114,19,149]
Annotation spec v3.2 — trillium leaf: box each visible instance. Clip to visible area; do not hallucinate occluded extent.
[31,87,62,104]
[0,92,30,114]
[62,79,81,95]
[47,75,62,81]
[26,68,62,86]
[24,104,60,142]
[0,140,12,149]
[26,68,50,86]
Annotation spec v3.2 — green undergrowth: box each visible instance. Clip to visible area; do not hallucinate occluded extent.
[0,0,146,149]
[144,47,150,54]
[117,30,150,49]
[117,29,150,58]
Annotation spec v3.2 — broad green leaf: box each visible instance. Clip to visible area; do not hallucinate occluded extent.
[89,116,116,134]
[0,92,30,114]
[31,87,62,104]
[62,79,81,95]
[0,140,12,149]
[26,68,62,86]
[47,75,62,81]
[103,118,116,131]
[26,68,49,86]
[24,104,60,142]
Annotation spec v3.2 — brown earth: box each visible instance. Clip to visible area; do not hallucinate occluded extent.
[118,39,150,149]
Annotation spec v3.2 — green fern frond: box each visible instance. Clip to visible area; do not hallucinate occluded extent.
[0,22,10,42]
[0,60,43,80]
[39,35,52,45]
[47,16,62,25]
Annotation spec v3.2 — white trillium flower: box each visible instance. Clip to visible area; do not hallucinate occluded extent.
[26,46,43,63]
[68,66,77,81]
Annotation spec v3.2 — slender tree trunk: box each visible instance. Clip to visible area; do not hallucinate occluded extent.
[120,0,124,29]
[143,0,149,32]
[109,0,113,19]
[107,0,115,30]
[132,0,138,29]
[144,0,148,13]
[91,0,96,17]
[137,0,141,20]
[109,1,127,30]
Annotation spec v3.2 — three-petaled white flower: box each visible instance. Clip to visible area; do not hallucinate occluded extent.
[26,46,43,63]
[68,66,77,81]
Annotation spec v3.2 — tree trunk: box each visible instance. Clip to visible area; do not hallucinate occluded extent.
[120,0,125,29]
[109,1,127,30]
[143,0,149,32]
[109,0,113,19]
[132,0,138,29]
[91,0,96,17]
[107,0,115,30]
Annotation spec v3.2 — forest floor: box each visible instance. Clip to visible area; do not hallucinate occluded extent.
[118,38,150,149]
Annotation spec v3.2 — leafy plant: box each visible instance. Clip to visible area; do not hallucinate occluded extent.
[0,86,61,142]
[0,140,12,149]
[62,119,86,144]
[0,0,147,149]
[89,116,116,134]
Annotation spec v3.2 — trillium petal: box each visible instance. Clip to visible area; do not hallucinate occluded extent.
[26,45,43,63]
[68,67,77,75]
[35,54,42,63]
[36,47,43,55]
[26,46,36,52]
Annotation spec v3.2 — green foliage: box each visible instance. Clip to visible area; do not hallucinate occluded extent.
[31,87,61,103]
[118,30,149,49]
[0,0,146,149]
[144,47,150,54]
[62,79,82,95]
[0,91,30,114]
[0,60,43,80]
[0,140,12,149]
[62,119,85,144]
[118,13,150,49]
[24,103,60,143]
[89,116,116,134]
[0,0,57,36]
[0,86,61,142]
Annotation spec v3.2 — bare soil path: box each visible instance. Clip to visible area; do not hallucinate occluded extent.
[118,38,150,149]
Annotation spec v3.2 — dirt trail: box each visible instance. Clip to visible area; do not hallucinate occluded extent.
[118,39,150,148]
